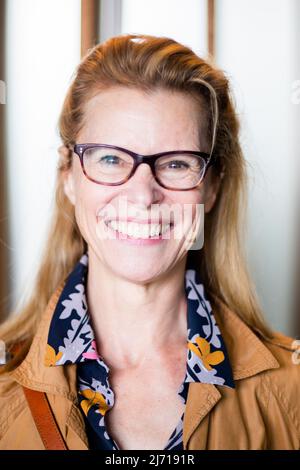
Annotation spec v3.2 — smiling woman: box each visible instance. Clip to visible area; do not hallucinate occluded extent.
[0,34,299,451]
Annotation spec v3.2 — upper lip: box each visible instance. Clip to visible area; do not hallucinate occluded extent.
[104,216,173,225]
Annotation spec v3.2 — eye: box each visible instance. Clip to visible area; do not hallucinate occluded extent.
[157,160,191,171]
[165,160,190,169]
[98,155,120,165]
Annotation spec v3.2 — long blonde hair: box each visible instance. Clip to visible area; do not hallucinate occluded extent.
[0,33,274,373]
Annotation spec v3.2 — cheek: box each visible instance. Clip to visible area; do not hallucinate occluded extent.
[73,177,113,231]
[177,189,203,213]
[71,159,114,214]
[195,185,206,204]
[171,190,202,232]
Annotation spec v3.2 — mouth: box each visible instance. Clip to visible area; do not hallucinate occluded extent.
[103,219,174,240]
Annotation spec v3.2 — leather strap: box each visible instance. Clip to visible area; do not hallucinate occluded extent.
[23,387,68,450]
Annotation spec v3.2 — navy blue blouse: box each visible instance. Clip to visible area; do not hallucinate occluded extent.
[45,252,235,450]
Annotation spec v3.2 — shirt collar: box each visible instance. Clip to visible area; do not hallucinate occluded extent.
[45,252,235,389]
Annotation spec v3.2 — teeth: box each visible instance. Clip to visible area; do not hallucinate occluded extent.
[106,221,171,239]
[150,225,159,237]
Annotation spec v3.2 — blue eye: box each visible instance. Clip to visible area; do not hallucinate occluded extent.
[167,160,190,169]
[99,155,120,165]
[158,160,190,170]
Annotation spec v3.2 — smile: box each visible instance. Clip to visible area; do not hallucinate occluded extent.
[104,220,174,239]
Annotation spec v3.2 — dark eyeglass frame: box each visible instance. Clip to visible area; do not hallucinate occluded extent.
[72,143,216,191]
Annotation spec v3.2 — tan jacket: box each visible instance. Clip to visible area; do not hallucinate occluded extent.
[0,281,300,450]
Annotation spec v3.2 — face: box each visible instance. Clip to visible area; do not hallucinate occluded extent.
[62,86,219,283]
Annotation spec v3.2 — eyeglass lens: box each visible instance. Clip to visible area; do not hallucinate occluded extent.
[83,146,206,189]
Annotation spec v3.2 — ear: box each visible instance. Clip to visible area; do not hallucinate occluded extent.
[203,167,223,214]
[58,145,76,206]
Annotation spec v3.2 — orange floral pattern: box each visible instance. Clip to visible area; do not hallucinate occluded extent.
[187,337,224,371]
[44,344,63,367]
[79,388,111,416]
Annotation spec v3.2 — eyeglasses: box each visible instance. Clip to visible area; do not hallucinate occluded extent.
[72,143,216,191]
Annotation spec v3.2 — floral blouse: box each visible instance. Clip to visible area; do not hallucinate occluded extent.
[45,252,235,450]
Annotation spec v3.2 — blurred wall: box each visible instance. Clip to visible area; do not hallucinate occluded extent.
[292,0,300,336]
[121,0,208,56]
[5,0,81,314]
[216,0,299,335]
[0,0,10,322]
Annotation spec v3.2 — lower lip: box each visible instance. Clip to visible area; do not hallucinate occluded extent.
[104,222,174,245]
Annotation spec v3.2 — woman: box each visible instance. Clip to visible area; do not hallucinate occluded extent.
[0,34,299,450]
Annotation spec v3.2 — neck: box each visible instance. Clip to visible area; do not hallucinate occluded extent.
[86,251,188,370]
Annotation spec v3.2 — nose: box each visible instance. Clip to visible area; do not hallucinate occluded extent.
[122,162,163,208]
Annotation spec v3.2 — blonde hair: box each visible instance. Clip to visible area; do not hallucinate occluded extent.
[0,33,274,373]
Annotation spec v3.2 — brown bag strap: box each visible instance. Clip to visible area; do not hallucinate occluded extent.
[23,387,68,450]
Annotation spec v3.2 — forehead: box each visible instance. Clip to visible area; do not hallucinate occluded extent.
[79,86,206,151]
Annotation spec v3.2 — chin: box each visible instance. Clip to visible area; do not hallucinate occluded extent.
[108,258,166,284]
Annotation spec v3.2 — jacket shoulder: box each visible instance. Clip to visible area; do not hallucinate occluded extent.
[262,330,300,372]
[260,331,300,443]
[0,370,27,438]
